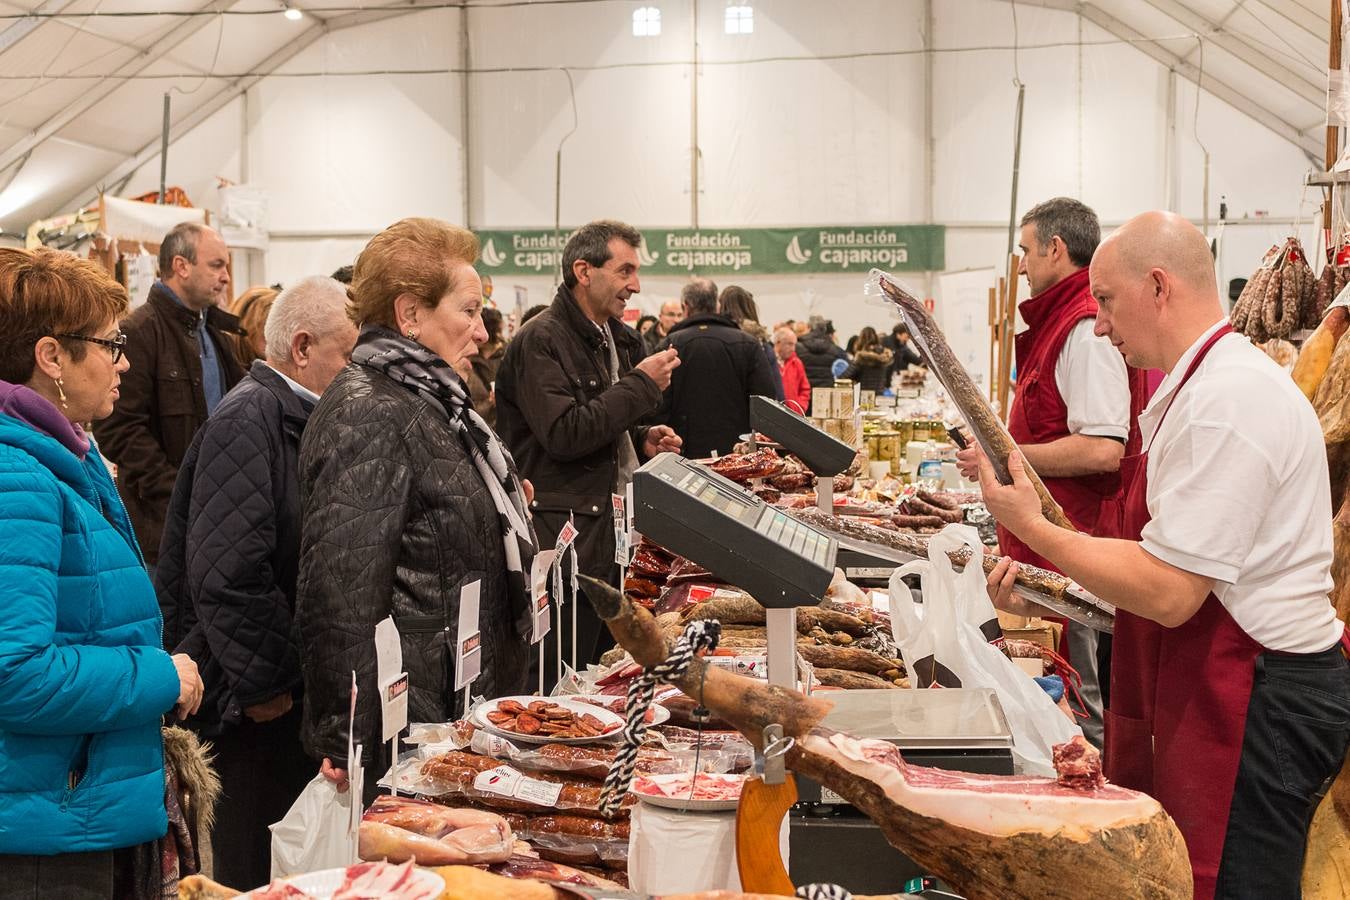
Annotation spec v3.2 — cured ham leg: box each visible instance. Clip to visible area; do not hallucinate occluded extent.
[578,574,1192,899]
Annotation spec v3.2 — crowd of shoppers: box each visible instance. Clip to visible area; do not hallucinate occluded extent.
[0,213,923,897]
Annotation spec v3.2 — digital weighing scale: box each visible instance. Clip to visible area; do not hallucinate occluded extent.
[748,394,854,517]
[631,452,837,689]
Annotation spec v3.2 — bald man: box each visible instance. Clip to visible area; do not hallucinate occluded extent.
[977,211,1350,899]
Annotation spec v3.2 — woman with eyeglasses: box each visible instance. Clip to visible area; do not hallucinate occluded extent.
[0,247,204,898]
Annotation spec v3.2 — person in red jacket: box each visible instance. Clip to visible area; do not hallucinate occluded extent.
[774,326,811,413]
[959,197,1148,750]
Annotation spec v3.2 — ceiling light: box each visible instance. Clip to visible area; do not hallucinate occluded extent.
[283,5,303,20]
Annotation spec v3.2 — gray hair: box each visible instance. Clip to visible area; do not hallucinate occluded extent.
[264,276,350,362]
[773,327,796,344]
[561,219,643,288]
[1020,197,1100,268]
[158,222,209,276]
[681,277,719,315]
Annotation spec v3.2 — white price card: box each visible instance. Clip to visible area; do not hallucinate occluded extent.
[612,492,629,566]
[374,617,408,743]
[530,549,558,644]
[555,516,579,553]
[454,580,482,690]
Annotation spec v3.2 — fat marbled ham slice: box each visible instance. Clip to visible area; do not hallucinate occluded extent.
[577,573,1192,900]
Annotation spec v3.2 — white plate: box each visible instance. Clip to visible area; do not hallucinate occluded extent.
[471,695,626,745]
[240,866,445,899]
[631,773,746,812]
[569,693,671,727]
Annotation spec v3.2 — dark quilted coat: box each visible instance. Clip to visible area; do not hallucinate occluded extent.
[156,362,310,737]
[296,362,531,769]
[797,329,850,390]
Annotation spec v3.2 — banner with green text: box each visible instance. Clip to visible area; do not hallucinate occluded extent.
[474,225,944,277]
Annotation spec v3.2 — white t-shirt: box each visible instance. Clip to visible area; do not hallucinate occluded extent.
[1139,320,1343,653]
[1054,320,1130,441]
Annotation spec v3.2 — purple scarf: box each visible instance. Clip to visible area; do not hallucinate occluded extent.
[0,379,90,459]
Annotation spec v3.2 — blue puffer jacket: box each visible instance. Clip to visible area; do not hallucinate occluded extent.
[0,413,180,855]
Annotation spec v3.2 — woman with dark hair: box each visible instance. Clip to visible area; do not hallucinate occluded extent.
[718,285,784,402]
[843,325,894,392]
[0,247,203,898]
[297,218,535,801]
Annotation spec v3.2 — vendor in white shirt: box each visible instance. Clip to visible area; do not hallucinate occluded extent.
[977,210,1350,900]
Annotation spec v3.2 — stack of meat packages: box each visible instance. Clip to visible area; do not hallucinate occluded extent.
[399,716,753,890]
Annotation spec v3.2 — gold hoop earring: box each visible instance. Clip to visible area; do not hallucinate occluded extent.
[56,378,68,410]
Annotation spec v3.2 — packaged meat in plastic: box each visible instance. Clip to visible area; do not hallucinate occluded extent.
[357,795,515,866]
[420,751,635,817]
[488,854,626,889]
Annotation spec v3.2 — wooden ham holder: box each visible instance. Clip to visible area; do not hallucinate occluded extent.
[735,724,798,895]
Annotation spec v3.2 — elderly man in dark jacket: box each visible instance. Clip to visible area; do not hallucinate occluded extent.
[657,278,777,457]
[156,276,356,890]
[496,220,682,682]
[95,223,244,567]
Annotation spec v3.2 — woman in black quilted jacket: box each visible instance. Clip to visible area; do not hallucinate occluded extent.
[295,218,536,800]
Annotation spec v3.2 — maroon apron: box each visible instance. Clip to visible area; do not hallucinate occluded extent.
[1104,324,1263,899]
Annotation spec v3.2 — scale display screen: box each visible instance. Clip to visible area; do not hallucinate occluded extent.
[635,453,837,608]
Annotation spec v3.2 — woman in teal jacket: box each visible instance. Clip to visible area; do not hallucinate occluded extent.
[0,247,201,898]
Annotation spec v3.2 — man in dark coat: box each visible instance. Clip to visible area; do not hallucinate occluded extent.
[796,316,849,396]
[657,278,778,457]
[495,220,682,682]
[155,276,356,890]
[95,222,244,567]
[883,321,924,383]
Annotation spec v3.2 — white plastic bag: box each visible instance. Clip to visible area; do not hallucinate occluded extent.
[269,773,357,879]
[888,524,1080,776]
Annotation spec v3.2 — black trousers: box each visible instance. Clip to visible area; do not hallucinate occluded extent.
[1215,646,1350,899]
[207,701,315,891]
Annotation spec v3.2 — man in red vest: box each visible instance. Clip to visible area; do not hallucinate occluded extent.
[960,197,1146,748]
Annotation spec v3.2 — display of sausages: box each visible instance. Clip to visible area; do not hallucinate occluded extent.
[705,449,784,482]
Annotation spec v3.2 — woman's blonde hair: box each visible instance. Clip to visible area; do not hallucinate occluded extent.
[229,285,279,367]
[0,246,129,384]
[348,218,479,329]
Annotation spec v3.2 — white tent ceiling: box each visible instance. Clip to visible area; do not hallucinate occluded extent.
[0,0,1337,235]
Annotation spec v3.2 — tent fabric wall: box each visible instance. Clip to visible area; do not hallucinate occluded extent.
[20,0,1326,343]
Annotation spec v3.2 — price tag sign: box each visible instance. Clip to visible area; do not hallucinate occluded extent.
[612,493,629,566]
[555,516,579,553]
[530,549,558,644]
[454,580,482,690]
[373,617,408,743]
[379,674,409,743]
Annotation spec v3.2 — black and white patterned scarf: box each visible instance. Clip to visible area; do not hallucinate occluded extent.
[352,326,536,625]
